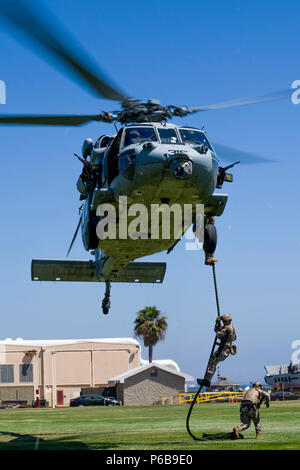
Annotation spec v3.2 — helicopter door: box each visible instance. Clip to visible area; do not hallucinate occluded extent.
[107,128,123,184]
[81,187,99,251]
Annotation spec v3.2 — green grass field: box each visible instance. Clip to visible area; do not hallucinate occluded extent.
[0,401,299,450]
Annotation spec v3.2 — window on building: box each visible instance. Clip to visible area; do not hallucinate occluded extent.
[19,364,33,383]
[0,365,14,383]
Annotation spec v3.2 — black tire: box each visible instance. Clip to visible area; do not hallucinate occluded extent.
[203,224,217,255]
[102,301,110,315]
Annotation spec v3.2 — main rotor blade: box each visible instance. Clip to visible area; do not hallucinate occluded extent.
[192,89,292,113]
[66,217,82,258]
[212,142,275,165]
[0,114,100,126]
[0,0,127,101]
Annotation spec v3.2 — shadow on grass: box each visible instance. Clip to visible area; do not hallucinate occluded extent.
[0,431,119,450]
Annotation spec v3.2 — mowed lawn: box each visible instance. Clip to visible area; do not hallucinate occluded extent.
[0,401,299,450]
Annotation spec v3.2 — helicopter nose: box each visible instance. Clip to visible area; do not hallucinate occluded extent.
[169,158,192,179]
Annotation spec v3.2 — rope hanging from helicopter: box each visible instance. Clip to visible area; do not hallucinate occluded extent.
[186,264,237,441]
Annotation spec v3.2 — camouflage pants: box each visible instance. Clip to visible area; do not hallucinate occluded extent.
[205,347,230,381]
[237,403,262,432]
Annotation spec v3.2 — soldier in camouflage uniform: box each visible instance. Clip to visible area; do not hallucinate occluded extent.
[233,382,270,439]
[203,314,237,384]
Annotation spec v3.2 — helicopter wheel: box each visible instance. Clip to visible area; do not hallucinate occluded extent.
[203,217,217,264]
[204,223,217,252]
[102,300,111,315]
[101,280,111,315]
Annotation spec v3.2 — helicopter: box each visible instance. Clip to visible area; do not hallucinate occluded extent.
[0,1,293,315]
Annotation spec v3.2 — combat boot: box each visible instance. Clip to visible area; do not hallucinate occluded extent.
[205,256,219,265]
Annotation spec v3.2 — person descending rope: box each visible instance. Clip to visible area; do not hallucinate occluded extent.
[203,313,237,385]
[186,265,240,441]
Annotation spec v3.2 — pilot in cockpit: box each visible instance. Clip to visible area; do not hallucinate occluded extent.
[124,129,142,146]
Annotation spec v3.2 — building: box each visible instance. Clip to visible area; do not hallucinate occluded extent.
[109,363,193,405]
[264,364,300,392]
[0,338,140,407]
[0,338,193,407]
[207,376,243,392]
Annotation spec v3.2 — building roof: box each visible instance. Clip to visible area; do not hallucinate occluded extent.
[211,378,241,386]
[140,358,180,371]
[108,363,194,384]
[0,338,140,347]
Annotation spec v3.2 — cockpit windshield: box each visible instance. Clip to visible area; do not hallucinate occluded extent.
[179,128,213,151]
[124,127,157,147]
[157,128,179,144]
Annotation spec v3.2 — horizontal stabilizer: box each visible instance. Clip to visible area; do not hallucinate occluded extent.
[31,259,166,283]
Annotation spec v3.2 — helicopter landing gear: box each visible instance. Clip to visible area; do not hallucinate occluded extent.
[203,216,218,265]
[102,280,111,315]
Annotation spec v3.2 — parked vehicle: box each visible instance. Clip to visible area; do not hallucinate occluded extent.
[271,391,300,401]
[69,394,120,407]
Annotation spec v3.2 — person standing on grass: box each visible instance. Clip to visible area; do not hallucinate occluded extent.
[233,382,270,440]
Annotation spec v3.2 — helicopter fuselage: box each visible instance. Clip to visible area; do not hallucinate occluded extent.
[79,122,228,279]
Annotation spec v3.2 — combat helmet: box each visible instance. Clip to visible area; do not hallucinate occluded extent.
[221,314,232,322]
[253,382,262,389]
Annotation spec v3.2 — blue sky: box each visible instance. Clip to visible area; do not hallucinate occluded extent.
[0,0,299,384]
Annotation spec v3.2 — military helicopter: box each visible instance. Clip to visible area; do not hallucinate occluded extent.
[0,1,292,314]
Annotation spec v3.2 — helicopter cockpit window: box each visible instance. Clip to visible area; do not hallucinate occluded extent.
[94,135,112,149]
[124,127,157,147]
[157,128,179,144]
[99,136,112,148]
[179,128,213,151]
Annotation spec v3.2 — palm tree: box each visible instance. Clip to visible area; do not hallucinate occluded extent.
[134,306,168,363]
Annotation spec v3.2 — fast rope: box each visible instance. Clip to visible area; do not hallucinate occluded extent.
[186,264,222,440]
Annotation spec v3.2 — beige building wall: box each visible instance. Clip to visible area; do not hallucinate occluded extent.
[56,351,91,385]
[0,340,140,407]
[93,350,131,384]
[118,368,185,406]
